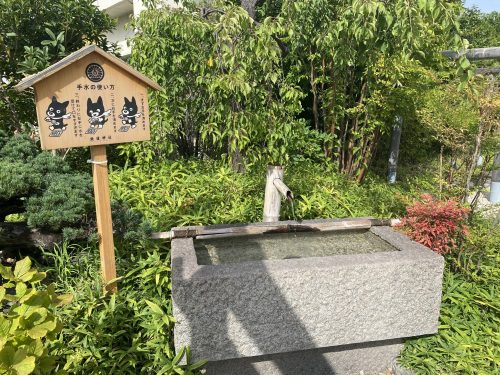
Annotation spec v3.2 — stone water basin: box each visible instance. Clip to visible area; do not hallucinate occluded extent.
[194,229,397,265]
[171,219,444,374]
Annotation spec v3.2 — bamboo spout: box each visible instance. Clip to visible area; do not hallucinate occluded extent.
[263,165,293,222]
[273,178,293,200]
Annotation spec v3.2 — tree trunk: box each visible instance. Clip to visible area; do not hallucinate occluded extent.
[356,128,380,183]
[340,69,356,174]
[327,72,337,158]
[345,80,367,177]
[310,52,319,131]
[241,0,258,19]
[231,144,245,173]
[448,154,456,186]
[463,120,484,202]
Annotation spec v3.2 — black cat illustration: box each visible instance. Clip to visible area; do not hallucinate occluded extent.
[87,96,111,129]
[44,96,71,131]
[118,96,142,128]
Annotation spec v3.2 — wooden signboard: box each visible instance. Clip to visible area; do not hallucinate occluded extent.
[15,45,161,150]
[15,45,161,293]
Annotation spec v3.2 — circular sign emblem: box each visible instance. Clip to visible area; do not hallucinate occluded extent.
[85,63,105,82]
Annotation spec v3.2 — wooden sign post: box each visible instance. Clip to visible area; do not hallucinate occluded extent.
[15,45,161,293]
[90,145,117,292]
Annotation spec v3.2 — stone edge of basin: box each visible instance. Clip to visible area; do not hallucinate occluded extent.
[171,221,444,363]
[172,225,442,280]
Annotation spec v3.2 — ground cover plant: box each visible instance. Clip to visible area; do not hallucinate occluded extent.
[0,257,72,375]
[108,159,410,231]
[42,242,205,375]
[395,194,499,374]
[399,218,500,374]
[39,164,498,375]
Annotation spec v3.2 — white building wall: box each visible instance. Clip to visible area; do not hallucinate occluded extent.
[95,0,181,57]
[132,0,146,17]
[111,14,135,56]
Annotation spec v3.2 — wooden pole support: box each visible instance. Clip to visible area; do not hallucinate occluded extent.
[90,145,117,293]
[263,165,284,222]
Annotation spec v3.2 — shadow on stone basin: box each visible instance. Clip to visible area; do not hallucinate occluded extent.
[205,338,404,375]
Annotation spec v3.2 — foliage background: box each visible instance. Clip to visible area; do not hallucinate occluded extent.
[0,0,115,135]
[0,0,498,374]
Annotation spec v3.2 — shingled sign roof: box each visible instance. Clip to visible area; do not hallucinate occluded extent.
[14,45,162,91]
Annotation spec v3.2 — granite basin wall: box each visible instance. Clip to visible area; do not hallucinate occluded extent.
[204,339,405,375]
[171,222,444,370]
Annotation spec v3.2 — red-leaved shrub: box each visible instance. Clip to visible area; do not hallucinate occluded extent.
[397,194,469,255]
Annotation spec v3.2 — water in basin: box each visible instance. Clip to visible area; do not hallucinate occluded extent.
[194,229,398,265]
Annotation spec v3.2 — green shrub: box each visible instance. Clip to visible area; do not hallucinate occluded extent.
[110,201,154,249]
[25,174,93,232]
[451,217,500,283]
[0,257,72,375]
[0,135,92,232]
[397,194,470,255]
[0,135,152,248]
[44,243,205,374]
[109,160,263,230]
[284,162,408,219]
[0,134,39,161]
[109,159,409,231]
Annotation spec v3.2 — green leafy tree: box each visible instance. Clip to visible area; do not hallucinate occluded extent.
[127,0,467,179]
[416,74,499,199]
[459,6,500,48]
[0,0,115,134]
[126,0,312,169]
[279,0,465,181]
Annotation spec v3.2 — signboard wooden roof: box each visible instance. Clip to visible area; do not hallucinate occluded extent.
[14,45,161,150]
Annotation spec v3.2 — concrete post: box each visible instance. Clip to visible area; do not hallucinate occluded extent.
[388,115,402,184]
[490,154,500,203]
